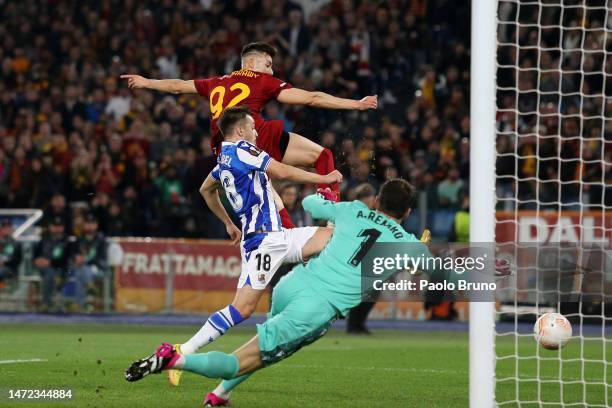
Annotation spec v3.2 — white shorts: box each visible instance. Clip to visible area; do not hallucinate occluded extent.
[238,227,318,290]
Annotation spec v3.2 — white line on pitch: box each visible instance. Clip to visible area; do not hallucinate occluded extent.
[0,358,48,365]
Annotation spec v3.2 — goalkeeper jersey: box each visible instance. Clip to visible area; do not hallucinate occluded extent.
[296,194,429,316]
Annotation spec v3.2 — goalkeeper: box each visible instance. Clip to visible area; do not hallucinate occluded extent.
[126,179,436,403]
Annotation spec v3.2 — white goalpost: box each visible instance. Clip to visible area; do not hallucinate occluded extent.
[470,0,498,406]
[472,0,611,406]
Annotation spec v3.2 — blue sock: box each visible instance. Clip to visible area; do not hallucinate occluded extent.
[182,305,245,354]
[208,304,244,335]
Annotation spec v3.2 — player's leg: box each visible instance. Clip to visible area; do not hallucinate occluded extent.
[205,374,252,406]
[281,133,323,167]
[165,233,292,386]
[179,335,262,377]
[181,341,262,408]
[178,232,289,355]
[282,132,339,197]
[165,299,247,385]
[167,259,262,385]
[201,230,330,404]
[154,340,258,406]
[127,270,336,407]
[255,122,338,197]
[125,303,331,383]
[126,264,298,384]
[201,268,324,402]
[185,275,335,391]
[125,337,262,383]
[180,285,263,355]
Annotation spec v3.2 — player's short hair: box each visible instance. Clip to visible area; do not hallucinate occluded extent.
[241,42,277,59]
[218,106,251,138]
[352,183,376,201]
[377,179,416,219]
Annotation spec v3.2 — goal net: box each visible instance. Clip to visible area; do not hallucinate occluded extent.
[493,0,611,406]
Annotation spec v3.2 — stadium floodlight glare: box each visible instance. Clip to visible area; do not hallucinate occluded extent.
[473,1,611,406]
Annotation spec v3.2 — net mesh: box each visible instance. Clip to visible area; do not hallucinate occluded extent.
[494,0,611,406]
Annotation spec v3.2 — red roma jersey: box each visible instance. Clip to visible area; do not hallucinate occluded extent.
[194,69,292,152]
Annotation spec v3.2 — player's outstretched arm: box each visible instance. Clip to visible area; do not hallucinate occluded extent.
[200,174,241,245]
[266,160,343,185]
[277,88,377,110]
[302,193,338,222]
[120,74,198,94]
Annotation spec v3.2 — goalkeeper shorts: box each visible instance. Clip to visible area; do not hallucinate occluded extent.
[257,268,338,365]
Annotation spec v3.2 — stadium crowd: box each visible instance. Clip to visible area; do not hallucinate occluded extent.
[2,0,471,239]
[496,1,612,211]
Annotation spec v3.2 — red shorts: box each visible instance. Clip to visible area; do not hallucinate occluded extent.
[212,119,287,161]
[255,119,286,161]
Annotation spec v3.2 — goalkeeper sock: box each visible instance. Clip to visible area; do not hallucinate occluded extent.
[313,148,340,198]
[182,305,244,355]
[213,373,253,399]
[279,208,295,228]
[182,352,239,380]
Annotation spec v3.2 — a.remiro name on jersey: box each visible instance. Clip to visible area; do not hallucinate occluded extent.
[294,195,429,316]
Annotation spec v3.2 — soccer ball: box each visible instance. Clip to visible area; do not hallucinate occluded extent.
[534,312,572,350]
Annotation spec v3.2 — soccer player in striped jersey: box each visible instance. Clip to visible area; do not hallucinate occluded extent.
[137,106,341,386]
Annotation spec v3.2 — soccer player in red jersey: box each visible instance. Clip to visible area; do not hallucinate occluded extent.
[121,42,377,201]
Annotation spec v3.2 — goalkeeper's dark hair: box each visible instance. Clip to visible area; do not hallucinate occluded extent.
[377,179,416,219]
[241,42,277,58]
[218,106,251,139]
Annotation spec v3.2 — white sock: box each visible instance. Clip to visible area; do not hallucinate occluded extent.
[212,382,230,400]
[181,305,244,355]
[172,355,186,369]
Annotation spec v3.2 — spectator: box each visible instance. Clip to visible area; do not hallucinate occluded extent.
[7,146,32,207]
[0,219,22,285]
[154,164,188,236]
[348,182,376,208]
[437,167,464,208]
[279,183,312,227]
[105,84,131,121]
[33,217,70,312]
[92,152,118,196]
[279,8,310,57]
[448,194,470,243]
[421,172,439,210]
[186,139,227,239]
[44,193,72,233]
[0,148,9,207]
[70,213,107,311]
[107,201,126,236]
[69,148,95,201]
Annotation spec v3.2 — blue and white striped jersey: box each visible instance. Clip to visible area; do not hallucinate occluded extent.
[211,140,282,239]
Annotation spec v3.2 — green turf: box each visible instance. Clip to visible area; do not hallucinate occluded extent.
[0,324,607,407]
[0,324,468,408]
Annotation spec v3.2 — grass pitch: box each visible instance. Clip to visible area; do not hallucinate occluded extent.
[0,323,607,407]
